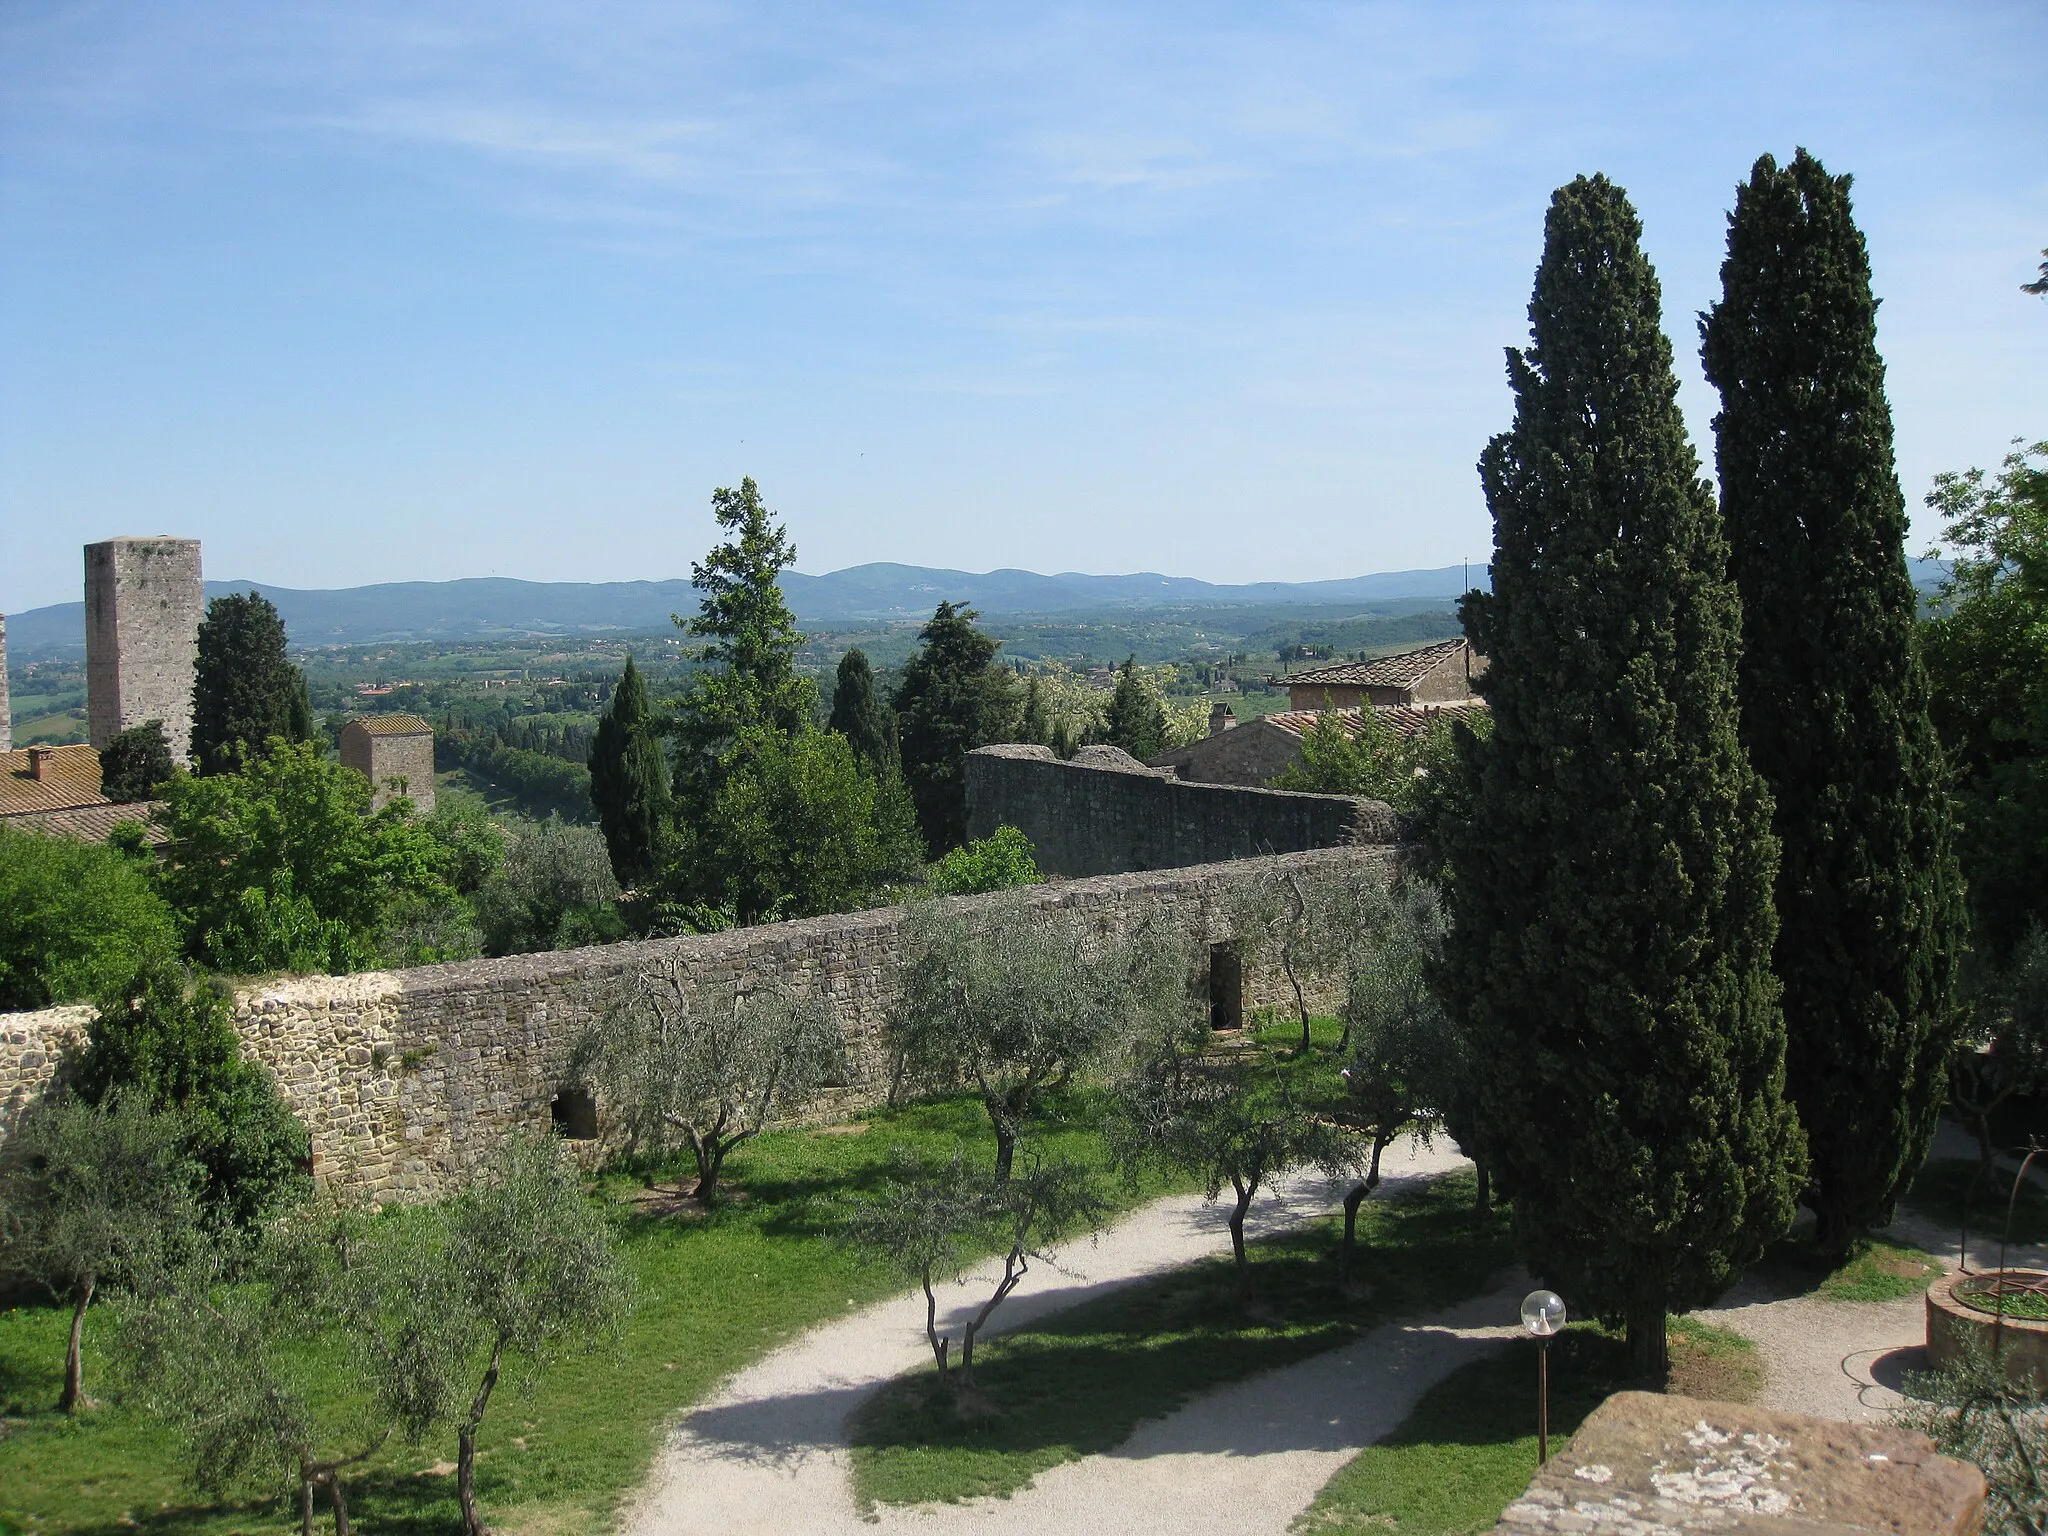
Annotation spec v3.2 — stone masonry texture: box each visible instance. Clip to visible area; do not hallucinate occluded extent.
[0,847,1387,1205]
[85,537,204,764]
[340,720,438,814]
[965,742,1394,878]
[1495,1391,1985,1536]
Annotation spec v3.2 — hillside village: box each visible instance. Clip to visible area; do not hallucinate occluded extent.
[3,11,2046,1536]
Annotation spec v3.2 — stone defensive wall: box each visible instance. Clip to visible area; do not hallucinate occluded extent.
[965,743,1393,879]
[0,846,1387,1205]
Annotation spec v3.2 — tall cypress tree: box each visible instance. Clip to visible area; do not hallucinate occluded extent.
[190,591,300,775]
[1441,175,1805,1373]
[589,656,671,889]
[893,602,1020,853]
[1102,657,1168,762]
[827,648,891,772]
[1701,149,1965,1258]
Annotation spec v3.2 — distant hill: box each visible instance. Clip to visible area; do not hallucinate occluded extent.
[2,562,1482,657]
[3,557,1952,659]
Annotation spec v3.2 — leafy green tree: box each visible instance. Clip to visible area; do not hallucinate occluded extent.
[442,1135,630,1536]
[893,602,1020,852]
[1701,148,1966,1257]
[839,1150,1103,1396]
[419,795,508,897]
[99,719,177,803]
[828,647,893,771]
[474,817,622,956]
[577,960,843,1201]
[888,897,1191,1179]
[1947,926,2048,1189]
[0,823,180,1009]
[1440,174,1805,1373]
[925,825,1041,896]
[191,592,305,775]
[680,723,921,923]
[588,656,671,889]
[669,477,816,819]
[71,962,312,1229]
[154,739,455,974]
[1110,1032,1357,1302]
[1102,658,1168,762]
[1922,440,2048,957]
[0,1093,199,1412]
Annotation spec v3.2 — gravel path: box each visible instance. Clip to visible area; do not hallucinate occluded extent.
[621,1135,1482,1536]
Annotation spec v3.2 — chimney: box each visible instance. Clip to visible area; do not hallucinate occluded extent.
[1209,702,1236,737]
[28,746,54,779]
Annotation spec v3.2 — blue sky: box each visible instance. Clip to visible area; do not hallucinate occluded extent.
[2,0,2043,613]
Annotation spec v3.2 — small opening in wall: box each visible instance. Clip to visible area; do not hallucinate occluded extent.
[1208,944,1243,1033]
[550,1087,598,1141]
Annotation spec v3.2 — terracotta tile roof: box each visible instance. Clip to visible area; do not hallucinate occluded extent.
[346,713,433,737]
[1278,639,1470,690]
[1263,701,1488,742]
[0,743,110,817]
[6,802,168,845]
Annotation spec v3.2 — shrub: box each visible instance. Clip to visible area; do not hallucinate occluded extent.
[98,719,177,803]
[0,822,180,1009]
[474,816,620,955]
[924,826,1041,896]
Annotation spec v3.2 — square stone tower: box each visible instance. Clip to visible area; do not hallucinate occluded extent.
[340,714,436,814]
[0,614,12,754]
[86,537,204,764]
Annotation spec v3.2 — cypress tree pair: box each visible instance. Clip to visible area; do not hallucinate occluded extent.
[589,656,671,890]
[1443,175,1804,1373]
[893,603,1020,853]
[1702,150,1964,1257]
[190,592,312,775]
[828,648,893,772]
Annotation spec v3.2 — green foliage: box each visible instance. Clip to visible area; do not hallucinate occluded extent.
[153,739,456,974]
[588,655,670,889]
[893,602,1021,853]
[96,720,176,804]
[1812,1240,1939,1302]
[0,823,179,1009]
[1702,148,1966,1258]
[924,824,1041,895]
[577,957,844,1200]
[1101,656,1168,761]
[828,646,893,771]
[891,897,1193,1178]
[0,1094,200,1413]
[1898,1331,2048,1536]
[418,794,508,896]
[1947,927,2048,1182]
[473,816,621,956]
[1271,708,1473,812]
[70,963,312,1230]
[668,476,817,819]
[1440,174,1805,1371]
[191,592,307,775]
[670,722,922,923]
[1922,440,2048,958]
[436,728,595,822]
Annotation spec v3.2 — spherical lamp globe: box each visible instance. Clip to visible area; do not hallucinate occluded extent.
[1520,1289,1566,1337]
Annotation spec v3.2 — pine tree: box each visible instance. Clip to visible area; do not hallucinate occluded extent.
[1701,149,1965,1258]
[190,592,300,775]
[893,603,1020,853]
[1101,658,1167,762]
[828,648,891,772]
[589,656,671,889]
[1441,175,1805,1373]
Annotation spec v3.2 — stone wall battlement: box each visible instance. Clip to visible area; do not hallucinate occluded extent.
[0,847,1385,1203]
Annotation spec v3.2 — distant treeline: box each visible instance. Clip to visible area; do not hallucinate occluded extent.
[436,708,596,821]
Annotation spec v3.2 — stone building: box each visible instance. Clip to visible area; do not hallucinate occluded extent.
[0,614,11,754]
[340,714,436,813]
[1152,699,1487,787]
[1278,637,1484,711]
[85,536,204,765]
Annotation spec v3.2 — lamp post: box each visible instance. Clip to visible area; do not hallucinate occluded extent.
[1520,1289,1567,1463]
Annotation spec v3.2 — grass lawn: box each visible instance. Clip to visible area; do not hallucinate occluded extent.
[847,1169,1510,1511]
[0,1089,1181,1536]
[1293,1318,1761,1536]
[1811,1241,1942,1303]
[1904,1156,2048,1248]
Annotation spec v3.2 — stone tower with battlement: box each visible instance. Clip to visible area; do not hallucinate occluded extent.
[0,614,12,754]
[86,537,204,764]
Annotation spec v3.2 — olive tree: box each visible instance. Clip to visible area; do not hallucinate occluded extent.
[1950,926,2048,1190]
[0,1093,199,1412]
[1110,1035,1358,1301]
[576,958,843,1201]
[887,895,1194,1179]
[1896,1332,2048,1536]
[839,1149,1103,1395]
